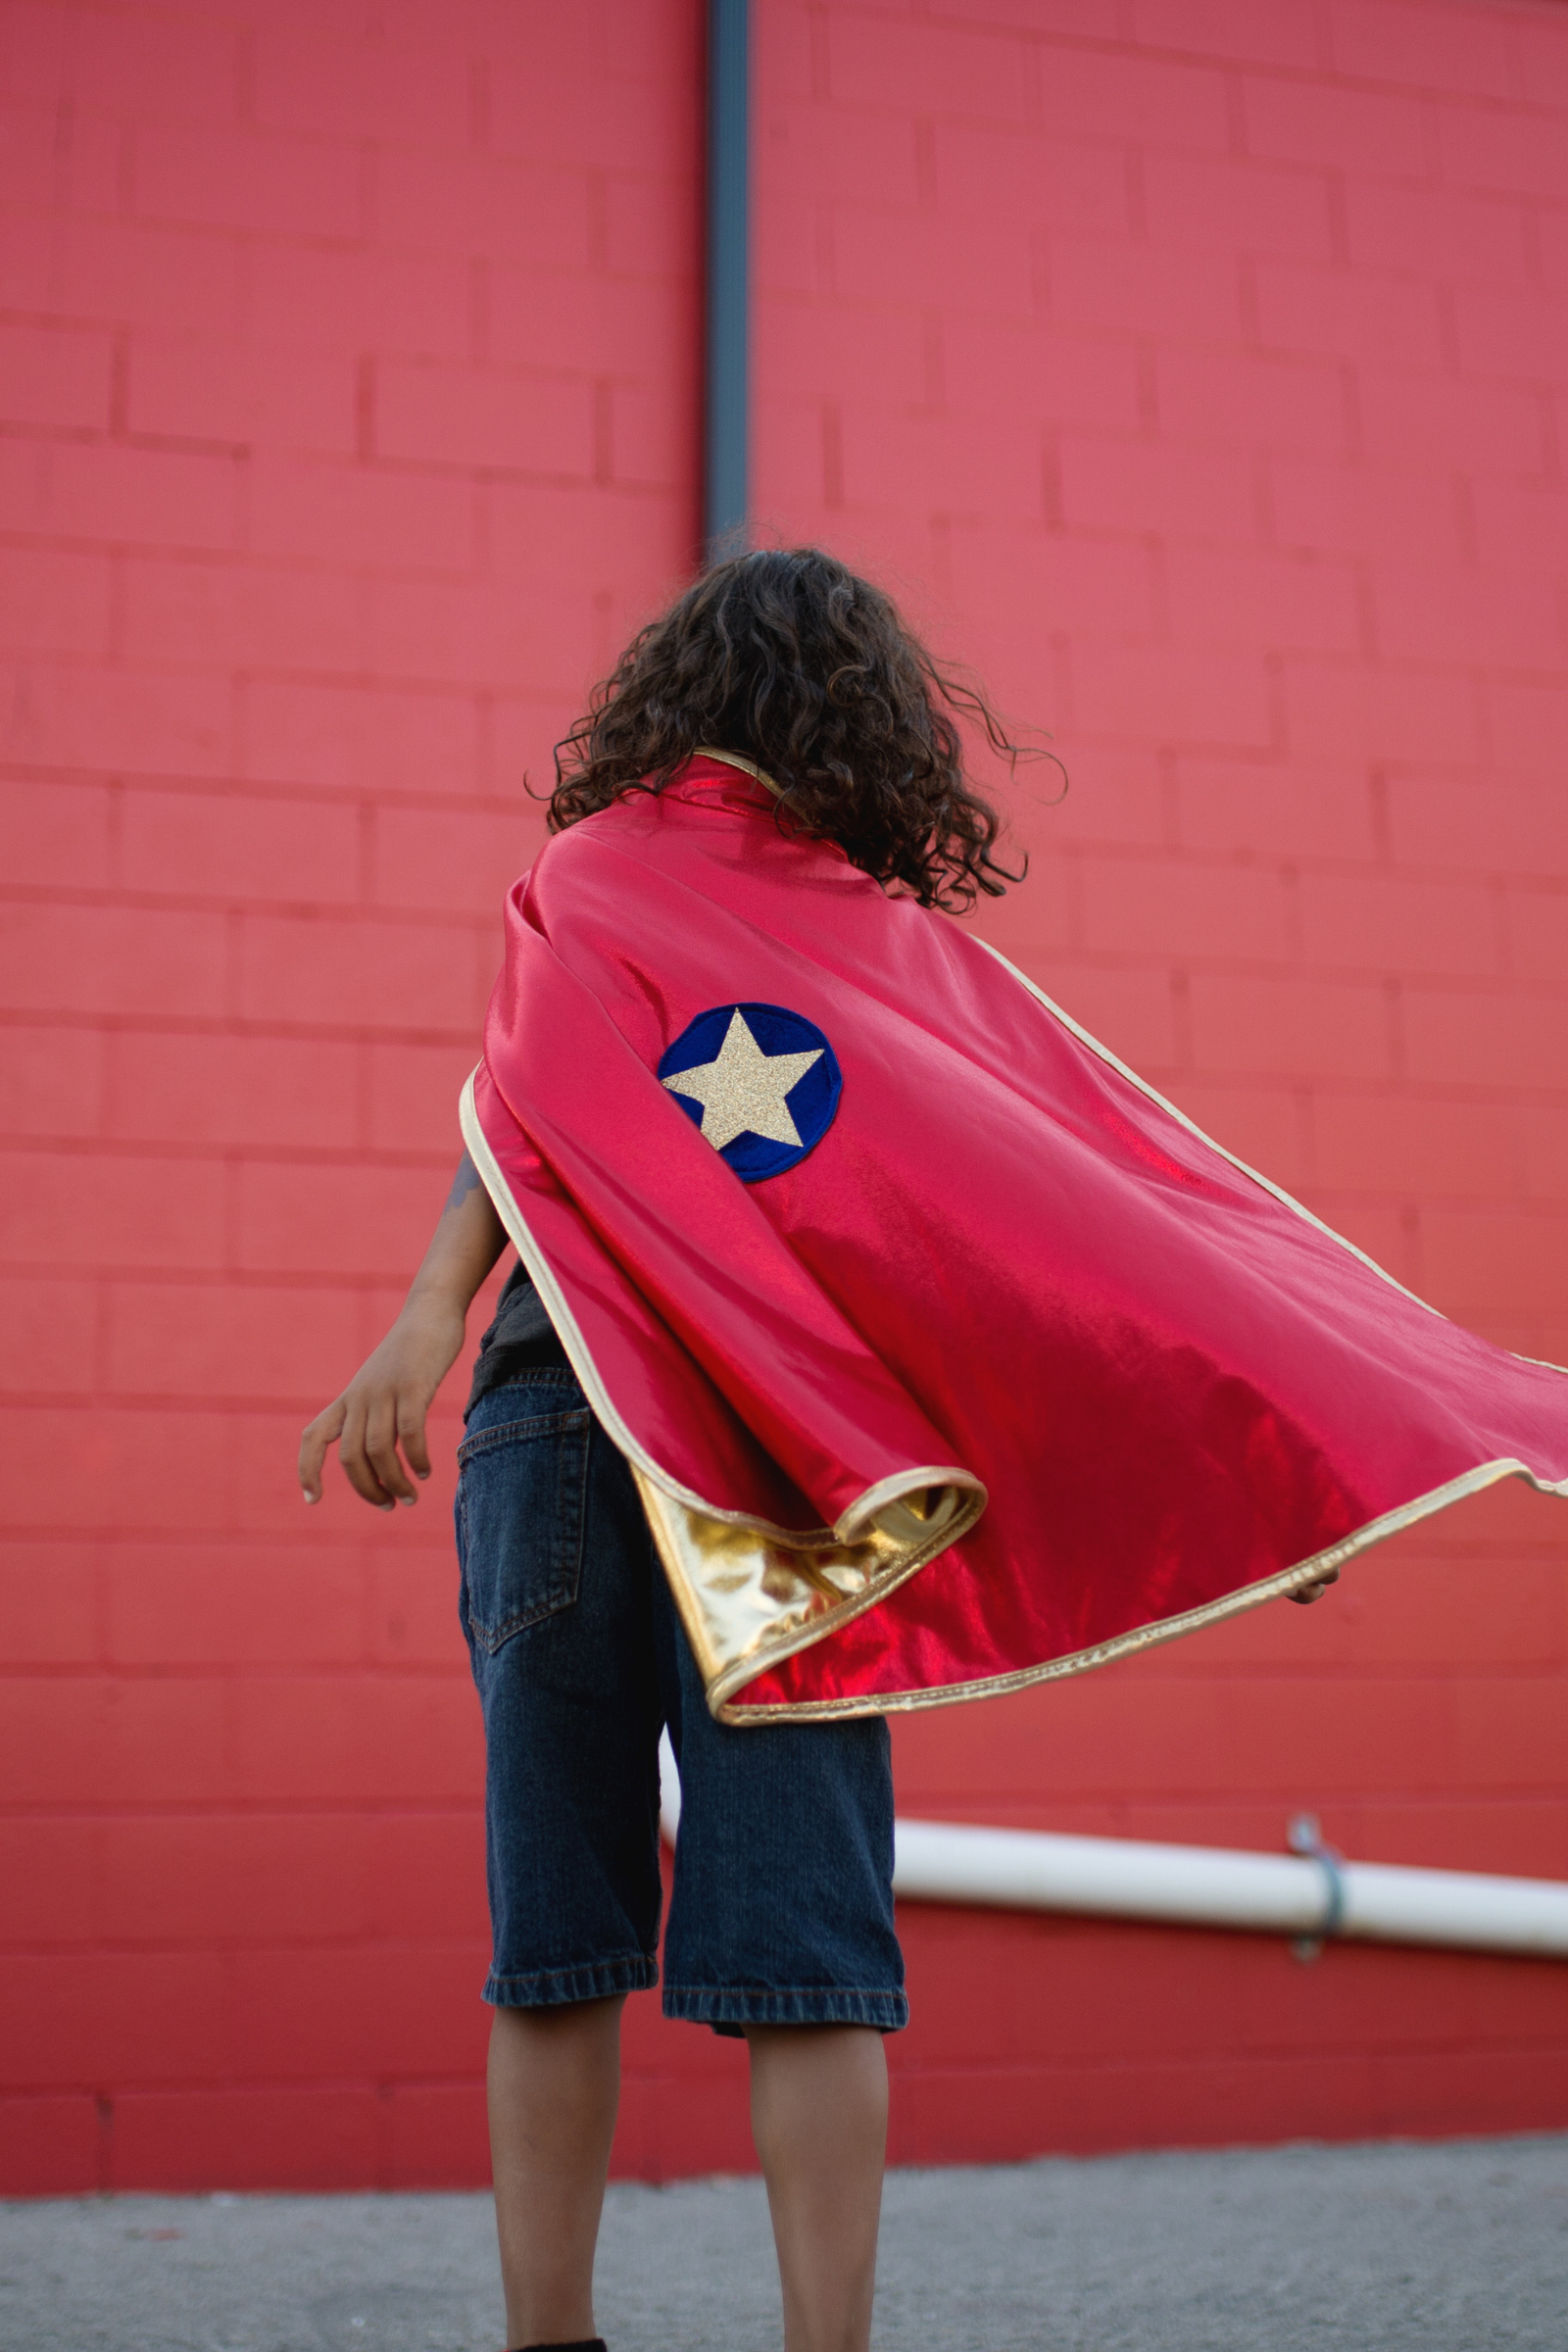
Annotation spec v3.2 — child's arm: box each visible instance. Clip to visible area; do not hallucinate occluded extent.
[298,1153,508,1510]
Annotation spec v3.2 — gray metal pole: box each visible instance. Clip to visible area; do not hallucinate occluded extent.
[705,0,749,557]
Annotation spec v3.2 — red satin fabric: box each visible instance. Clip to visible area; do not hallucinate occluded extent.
[475,758,1568,1710]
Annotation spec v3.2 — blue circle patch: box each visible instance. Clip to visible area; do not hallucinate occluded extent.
[658,1002,842,1183]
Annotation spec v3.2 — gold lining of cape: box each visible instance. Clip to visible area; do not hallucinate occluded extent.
[460,1073,986,1718]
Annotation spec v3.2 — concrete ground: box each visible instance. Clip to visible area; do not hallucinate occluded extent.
[3,2134,1566,2352]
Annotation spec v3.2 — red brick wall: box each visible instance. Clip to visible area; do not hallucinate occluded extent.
[749,0,1568,2160]
[4,0,1567,2194]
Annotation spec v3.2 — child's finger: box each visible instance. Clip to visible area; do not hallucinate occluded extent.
[398,1396,432,1483]
[339,1398,396,1509]
[298,1397,347,1503]
[363,1394,417,1507]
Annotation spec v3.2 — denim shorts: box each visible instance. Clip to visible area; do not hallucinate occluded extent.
[456,1368,907,2034]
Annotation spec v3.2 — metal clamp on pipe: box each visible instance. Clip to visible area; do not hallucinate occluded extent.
[1287,1812,1347,1961]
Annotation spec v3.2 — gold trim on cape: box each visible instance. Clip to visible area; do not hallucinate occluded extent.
[463,923,1568,1725]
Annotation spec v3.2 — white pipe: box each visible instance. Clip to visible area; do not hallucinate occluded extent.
[657,1734,1568,1960]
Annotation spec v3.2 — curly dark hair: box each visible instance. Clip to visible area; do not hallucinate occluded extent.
[545,547,1041,912]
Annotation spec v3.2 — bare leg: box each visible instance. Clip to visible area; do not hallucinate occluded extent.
[746,2025,889,2352]
[487,1996,624,2350]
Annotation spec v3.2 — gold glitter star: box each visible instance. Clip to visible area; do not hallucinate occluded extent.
[662,1008,824,1152]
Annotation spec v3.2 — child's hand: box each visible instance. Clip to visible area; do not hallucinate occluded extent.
[298,1298,467,1510]
[1288,1566,1339,1604]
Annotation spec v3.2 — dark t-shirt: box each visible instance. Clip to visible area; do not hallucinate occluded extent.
[466,1258,566,1414]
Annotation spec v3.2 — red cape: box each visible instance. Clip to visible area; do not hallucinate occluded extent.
[464,755,1568,1721]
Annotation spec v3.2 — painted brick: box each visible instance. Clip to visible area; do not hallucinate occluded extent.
[1385,773,1568,880]
[99,1812,370,1944]
[19,215,244,340]
[120,557,365,674]
[1310,1092,1516,1198]
[1343,180,1531,286]
[932,122,1130,238]
[108,2087,378,2193]
[1132,0,1319,70]
[0,318,114,431]
[1356,369,1546,473]
[4,775,112,888]
[830,211,1036,321]
[230,1674,480,1805]
[0,659,232,776]
[1504,889,1568,988]
[131,123,361,241]
[1298,874,1500,980]
[490,261,693,381]
[1069,640,1271,749]
[1451,283,1568,388]
[825,18,1031,123]
[250,20,471,147]
[240,678,479,795]
[1156,347,1347,457]
[1268,458,1461,565]
[0,1536,98,1662]
[0,1274,98,1394]
[0,1675,229,1806]
[367,1039,481,1155]
[1279,659,1481,765]
[1,1148,226,1273]
[1469,481,1568,579]
[125,337,358,455]
[0,1022,105,1140]
[1519,1105,1568,1203]
[1143,154,1334,261]
[0,904,228,1019]
[1058,436,1258,541]
[374,151,595,269]
[103,1030,360,1150]
[1252,260,1444,371]
[1373,562,1562,670]
[1189,973,1391,1079]
[104,1281,364,1402]
[70,8,239,123]
[370,804,537,917]
[1079,855,1292,961]
[0,545,115,657]
[4,1402,245,1534]
[1176,760,1377,860]
[1437,105,1568,204]
[1328,0,1519,99]
[1164,548,1359,655]
[119,786,361,906]
[1487,680,1568,776]
[1048,234,1245,340]
[374,361,594,478]
[236,1159,450,1279]
[244,455,475,572]
[1402,989,1568,1090]
[1242,74,1428,178]
[840,407,1045,517]
[103,1544,362,1667]
[0,438,241,553]
[236,909,480,1031]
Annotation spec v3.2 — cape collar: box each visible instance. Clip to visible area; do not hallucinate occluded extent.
[692,746,784,800]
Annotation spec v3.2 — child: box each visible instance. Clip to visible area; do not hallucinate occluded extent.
[299,548,1567,2352]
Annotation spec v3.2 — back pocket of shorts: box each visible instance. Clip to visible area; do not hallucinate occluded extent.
[456,1405,592,1653]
